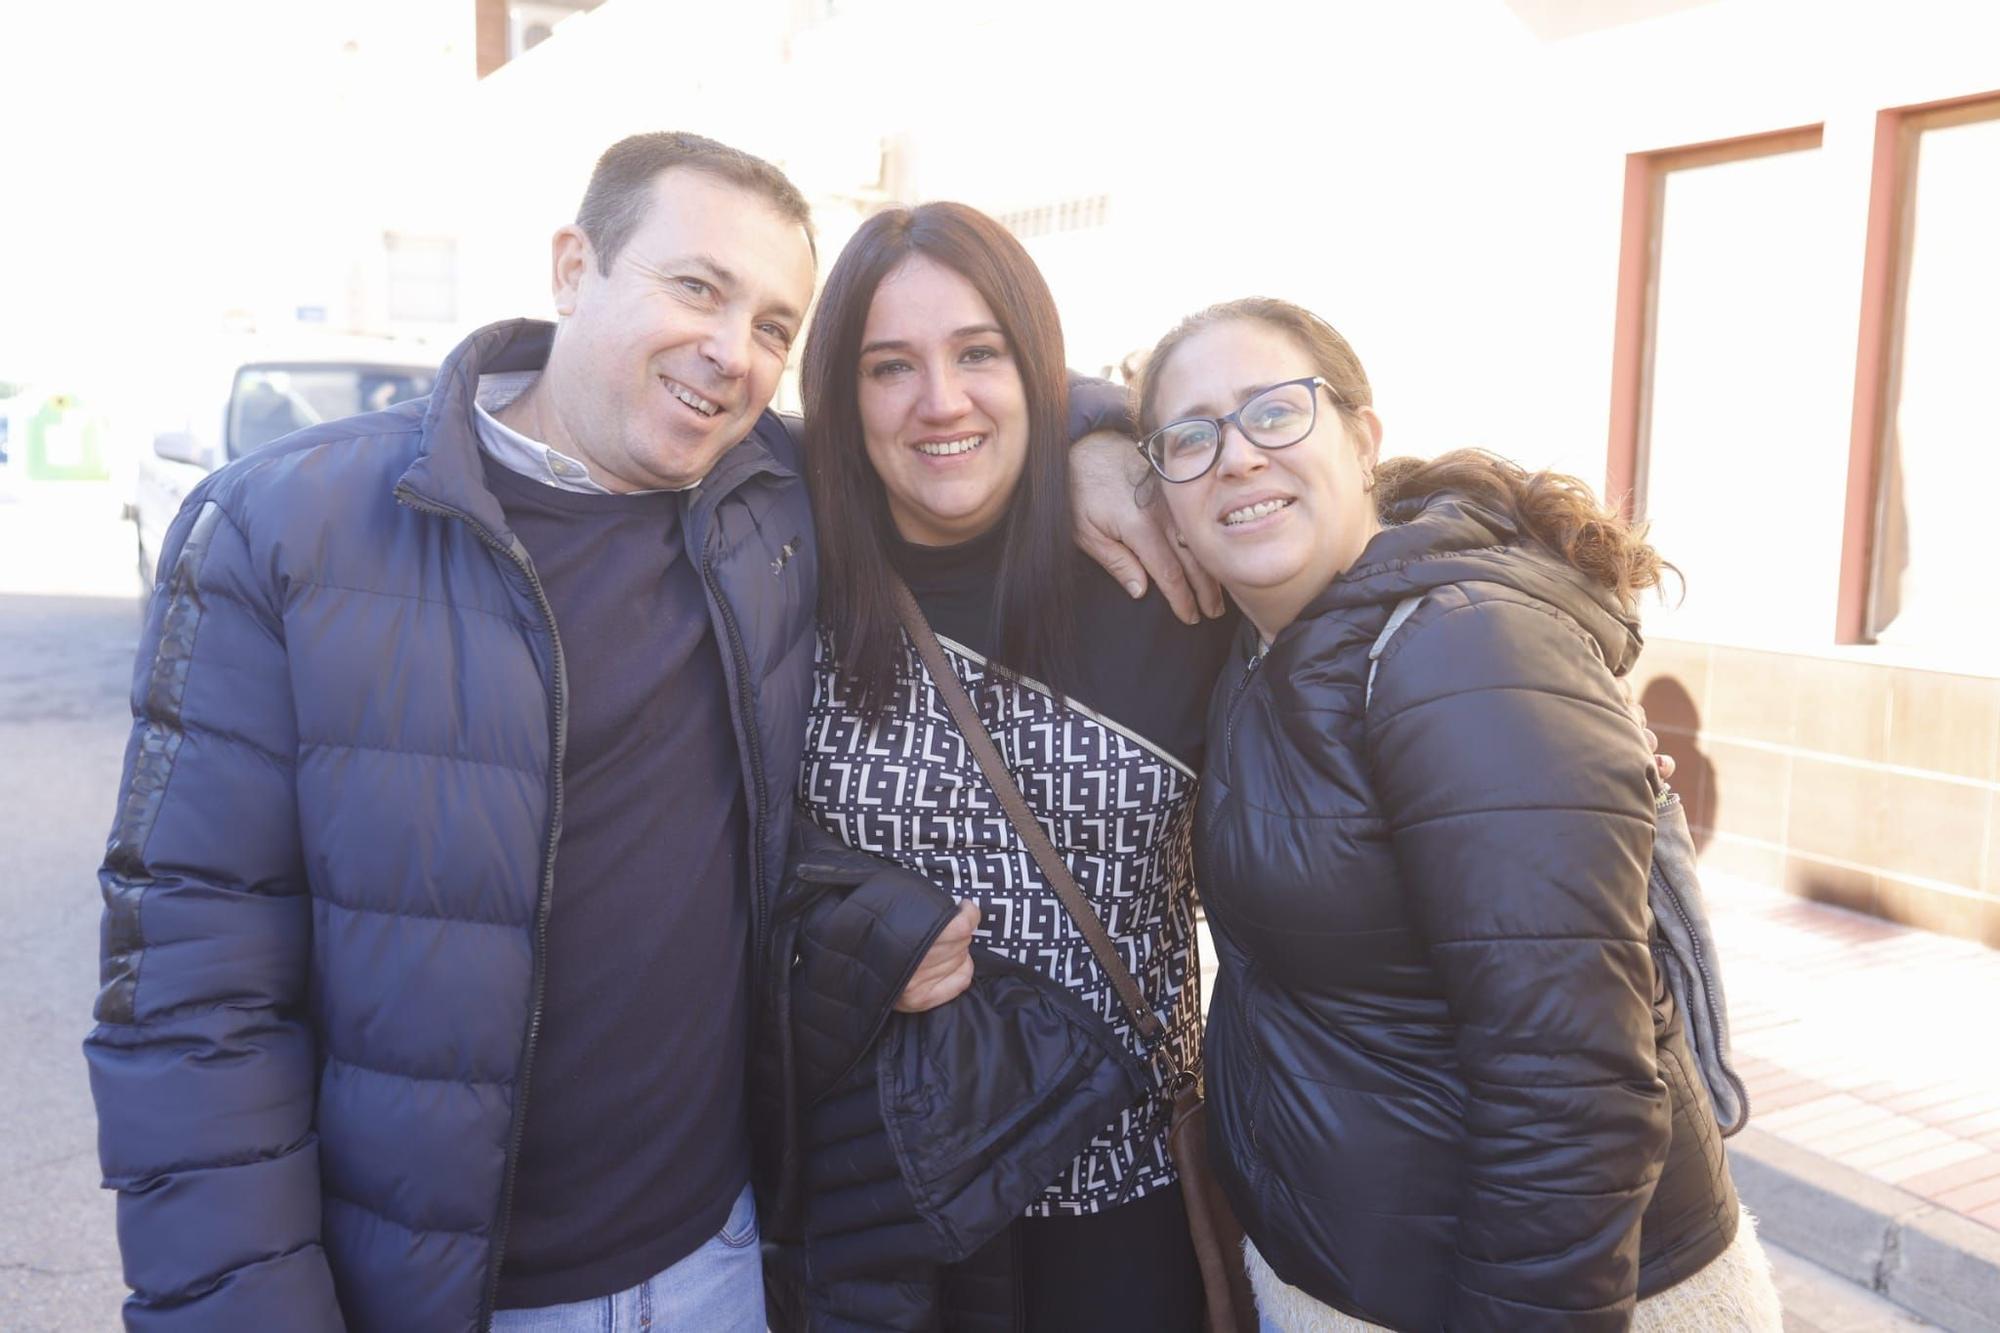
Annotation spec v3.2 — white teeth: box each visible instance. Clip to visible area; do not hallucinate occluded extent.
[1223,498,1293,526]
[663,379,720,416]
[916,435,984,457]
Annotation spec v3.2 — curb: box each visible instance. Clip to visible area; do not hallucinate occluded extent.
[1729,1125,2000,1332]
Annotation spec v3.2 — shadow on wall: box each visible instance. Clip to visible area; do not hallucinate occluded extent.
[1640,675,1715,853]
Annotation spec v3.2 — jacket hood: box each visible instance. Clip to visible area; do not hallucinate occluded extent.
[1305,489,1645,675]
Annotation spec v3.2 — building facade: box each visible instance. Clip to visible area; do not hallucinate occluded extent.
[457,0,2000,945]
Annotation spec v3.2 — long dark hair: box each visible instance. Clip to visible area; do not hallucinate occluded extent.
[802,201,1077,707]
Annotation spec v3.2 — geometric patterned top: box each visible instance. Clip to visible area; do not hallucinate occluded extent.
[799,629,1203,1216]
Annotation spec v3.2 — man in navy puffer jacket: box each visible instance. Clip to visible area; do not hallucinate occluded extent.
[85,133,827,1332]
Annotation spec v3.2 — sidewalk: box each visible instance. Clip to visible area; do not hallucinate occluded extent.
[0,481,140,600]
[1709,872,2000,1330]
[1716,875,2000,1230]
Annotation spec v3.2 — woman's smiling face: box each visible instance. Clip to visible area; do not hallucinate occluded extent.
[856,255,1031,547]
[1151,318,1382,637]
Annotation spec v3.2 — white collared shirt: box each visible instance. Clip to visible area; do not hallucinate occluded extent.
[473,371,692,496]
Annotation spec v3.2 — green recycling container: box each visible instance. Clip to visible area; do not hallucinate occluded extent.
[25,393,110,481]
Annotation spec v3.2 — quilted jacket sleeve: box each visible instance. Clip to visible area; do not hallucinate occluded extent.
[1364,592,1668,1332]
[786,821,962,1105]
[1065,370,1134,442]
[83,493,341,1331]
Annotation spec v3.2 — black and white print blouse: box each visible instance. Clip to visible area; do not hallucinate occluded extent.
[799,627,1205,1216]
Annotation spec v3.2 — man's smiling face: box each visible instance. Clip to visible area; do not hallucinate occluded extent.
[543,167,817,492]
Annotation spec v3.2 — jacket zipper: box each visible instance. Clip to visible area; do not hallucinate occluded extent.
[395,487,567,1332]
[1222,649,1265,765]
[701,552,772,985]
[1653,857,1751,1126]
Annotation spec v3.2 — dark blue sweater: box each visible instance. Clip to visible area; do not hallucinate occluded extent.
[481,458,752,1309]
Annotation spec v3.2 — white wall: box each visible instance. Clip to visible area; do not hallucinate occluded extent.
[455,0,1999,662]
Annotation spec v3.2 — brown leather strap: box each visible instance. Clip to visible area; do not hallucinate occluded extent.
[890,576,1166,1045]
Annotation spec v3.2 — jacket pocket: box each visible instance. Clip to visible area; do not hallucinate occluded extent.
[1214,962,1274,1206]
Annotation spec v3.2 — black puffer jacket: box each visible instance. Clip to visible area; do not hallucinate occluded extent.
[1199,492,1737,1332]
[756,826,1148,1331]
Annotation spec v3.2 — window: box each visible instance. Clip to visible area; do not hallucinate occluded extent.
[228,364,435,459]
[1609,128,1849,647]
[995,195,1111,239]
[1856,97,2000,657]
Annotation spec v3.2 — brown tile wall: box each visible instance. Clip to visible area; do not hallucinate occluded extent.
[1639,638,2000,950]
[1985,790,2000,897]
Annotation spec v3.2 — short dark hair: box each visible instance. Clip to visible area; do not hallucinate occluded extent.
[801,201,1077,707]
[575,131,815,273]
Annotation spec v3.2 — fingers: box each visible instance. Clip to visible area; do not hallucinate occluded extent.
[893,899,981,1014]
[1172,536,1226,620]
[895,953,975,1014]
[1120,514,1202,625]
[1075,529,1149,602]
[1621,687,1675,782]
[1636,718,1677,782]
[940,896,980,940]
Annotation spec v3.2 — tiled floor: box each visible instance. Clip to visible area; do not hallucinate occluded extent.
[1708,873,2000,1233]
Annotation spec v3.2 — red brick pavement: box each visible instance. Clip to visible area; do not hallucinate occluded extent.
[1708,874,2000,1233]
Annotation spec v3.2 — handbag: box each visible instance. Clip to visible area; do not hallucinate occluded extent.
[891,576,1259,1333]
[1365,593,1750,1135]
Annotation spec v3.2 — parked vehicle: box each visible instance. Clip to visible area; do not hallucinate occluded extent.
[131,338,437,586]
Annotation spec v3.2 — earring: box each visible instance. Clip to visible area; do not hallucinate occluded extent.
[1362,469,1377,493]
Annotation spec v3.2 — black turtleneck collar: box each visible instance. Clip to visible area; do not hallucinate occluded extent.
[886,519,1009,591]
[875,512,1238,771]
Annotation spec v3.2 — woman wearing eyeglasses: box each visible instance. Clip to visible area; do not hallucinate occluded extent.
[1136,299,1779,1331]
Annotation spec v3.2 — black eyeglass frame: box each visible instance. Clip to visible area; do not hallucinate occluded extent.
[1136,376,1345,483]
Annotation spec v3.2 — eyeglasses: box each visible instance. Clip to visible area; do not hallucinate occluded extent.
[1138,376,1341,483]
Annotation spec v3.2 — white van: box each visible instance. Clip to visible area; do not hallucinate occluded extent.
[132,337,438,585]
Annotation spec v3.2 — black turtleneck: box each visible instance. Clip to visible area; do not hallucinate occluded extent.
[888,525,1237,772]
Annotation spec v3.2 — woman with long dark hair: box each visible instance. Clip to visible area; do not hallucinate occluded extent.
[1138,298,1781,1331]
[766,202,1236,1330]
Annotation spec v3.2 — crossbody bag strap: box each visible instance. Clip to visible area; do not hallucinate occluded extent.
[1364,593,1427,709]
[889,575,1166,1045]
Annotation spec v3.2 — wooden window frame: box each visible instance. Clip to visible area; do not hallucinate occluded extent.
[1837,90,2000,644]
[1604,124,1823,524]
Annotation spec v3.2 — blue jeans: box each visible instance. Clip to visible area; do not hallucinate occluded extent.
[492,1183,765,1332]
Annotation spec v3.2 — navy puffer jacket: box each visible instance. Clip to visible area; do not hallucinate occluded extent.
[84,320,818,1331]
[1200,492,1738,1332]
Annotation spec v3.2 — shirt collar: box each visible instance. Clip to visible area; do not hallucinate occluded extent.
[473,372,692,496]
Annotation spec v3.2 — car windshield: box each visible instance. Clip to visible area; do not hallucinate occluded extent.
[228,363,435,458]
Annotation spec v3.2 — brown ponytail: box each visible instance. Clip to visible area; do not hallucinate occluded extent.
[1374,449,1676,608]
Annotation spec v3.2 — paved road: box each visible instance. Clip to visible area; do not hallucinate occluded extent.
[0,484,1944,1331]
[0,485,142,1329]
